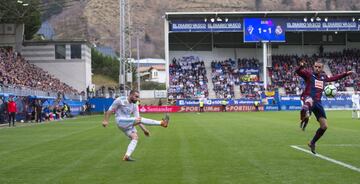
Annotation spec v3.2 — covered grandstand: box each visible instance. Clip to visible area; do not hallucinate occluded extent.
[164,11,360,100]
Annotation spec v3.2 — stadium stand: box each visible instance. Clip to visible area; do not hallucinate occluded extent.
[168,50,359,99]
[237,58,262,99]
[0,48,79,95]
[211,59,236,98]
[168,56,209,99]
[210,58,262,99]
[269,54,318,94]
[269,50,359,94]
[325,49,360,91]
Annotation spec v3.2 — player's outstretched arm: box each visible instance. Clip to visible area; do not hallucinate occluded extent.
[295,60,310,78]
[346,71,355,76]
[326,71,354,82]
[102,110,112,127]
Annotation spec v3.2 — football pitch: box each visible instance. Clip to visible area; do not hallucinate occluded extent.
[0,111,359,184]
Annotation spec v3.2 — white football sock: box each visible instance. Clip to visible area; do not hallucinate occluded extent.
[125,139,138,157]
[141,118,161,126]
[357,111,360,119]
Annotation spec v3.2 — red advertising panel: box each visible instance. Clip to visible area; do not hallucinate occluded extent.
[139,106,181,113]
[139,105,263,113]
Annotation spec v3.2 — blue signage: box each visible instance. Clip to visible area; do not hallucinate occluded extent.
[176,99,260,106]
[238,68,259,74]
[243,18,285,42]
[170,21,242,32]
[170,19,360,33]
[285,21,360,31]
[279,94,353,110]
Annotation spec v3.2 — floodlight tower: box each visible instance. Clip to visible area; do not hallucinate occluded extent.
[119,0,132,95]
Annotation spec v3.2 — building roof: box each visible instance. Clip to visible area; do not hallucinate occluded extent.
[23,40,89,46]
[131,58,166,64]
[139,65,166,73]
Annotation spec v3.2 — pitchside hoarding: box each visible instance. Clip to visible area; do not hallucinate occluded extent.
[176,99,261,106]
[139,105,264,113]
[88,94,353,113]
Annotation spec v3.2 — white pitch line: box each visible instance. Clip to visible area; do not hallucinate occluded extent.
[290,145,360,173]
[292,144,360,147]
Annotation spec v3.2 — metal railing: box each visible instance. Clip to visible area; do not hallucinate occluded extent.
[0,85,83,100]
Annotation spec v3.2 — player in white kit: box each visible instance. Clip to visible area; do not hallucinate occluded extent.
[102,90,170,161]
[352,90,360,119]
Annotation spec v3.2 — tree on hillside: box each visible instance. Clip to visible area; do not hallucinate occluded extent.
[0,0,41,40]
[91,48,120,82]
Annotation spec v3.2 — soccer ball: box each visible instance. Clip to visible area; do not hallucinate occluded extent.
[324,85,337,98]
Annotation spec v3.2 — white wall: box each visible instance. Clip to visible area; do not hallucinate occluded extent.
[170,48,262,63]
[346,42,360,49]
[158,71,166,83]
[147,70,166,83]
[235,48,263,60]
[0,24,24,51]
[32,61,86,91]
[21,43,92,92]
[272,45,318,55]
[171,43,360,64]
[170,48,236,62]
[140,90,167,99]
[21,45,55,60]
[0,35,16,46]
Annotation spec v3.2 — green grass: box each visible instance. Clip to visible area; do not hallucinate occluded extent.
[0,111,360,184]
[92,74,118,88]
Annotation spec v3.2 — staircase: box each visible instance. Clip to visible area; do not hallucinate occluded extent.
[323,59,333,77]
[234,85,241,98]
[204,61,216,98]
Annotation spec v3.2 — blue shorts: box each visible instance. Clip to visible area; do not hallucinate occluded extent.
[311,101,327,121]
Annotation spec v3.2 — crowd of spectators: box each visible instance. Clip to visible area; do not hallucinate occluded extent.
[237,58,262,98]
[211,59,237,98]
[168,49,360,99]
[270,50,359,94]
[0,95,74,124]
[210,58,262,99]
[0,48,78,95]
[325,49,360,91]
[269,54,318,94]
[168,56,208,99]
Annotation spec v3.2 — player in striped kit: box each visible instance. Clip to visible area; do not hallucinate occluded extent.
[296,59,353,154]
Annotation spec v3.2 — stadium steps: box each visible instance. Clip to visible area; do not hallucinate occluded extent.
[346,87,355,92]
[324,59,354,92]
[204,61,216,98]
[323,59,333,77]
[234,85,241,98]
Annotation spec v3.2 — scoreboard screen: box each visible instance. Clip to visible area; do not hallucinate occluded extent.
[244,18,285,42]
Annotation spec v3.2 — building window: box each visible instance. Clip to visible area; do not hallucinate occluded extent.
[71,44,82,59]
[153,71,158,78]
[55,44,66,59]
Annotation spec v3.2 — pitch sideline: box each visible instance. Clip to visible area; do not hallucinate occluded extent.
[290,145,360,173]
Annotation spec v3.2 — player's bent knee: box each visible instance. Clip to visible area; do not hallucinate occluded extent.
[318,118,328,130]
[130,133,139,140]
